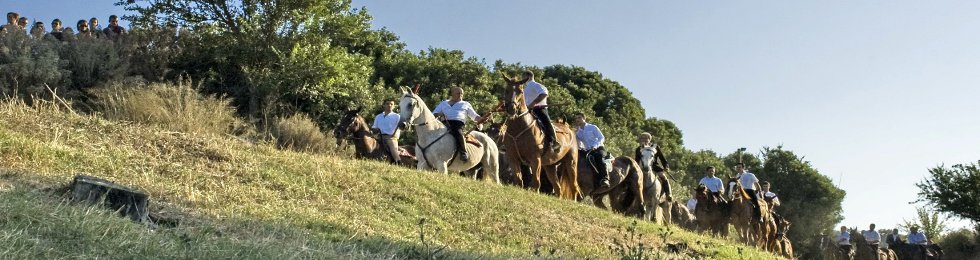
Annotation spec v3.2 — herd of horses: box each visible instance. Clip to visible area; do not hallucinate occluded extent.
[331,76,813,259]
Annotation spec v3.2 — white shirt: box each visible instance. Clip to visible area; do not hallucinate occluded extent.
[738,172,760,190]
[687,198,697,212]
[908,231,928,245]
[862,230,881,244]
[371,112,400,135]
[432,100,480,122]
[764,191,780,205]
[576,123,605,151]
[698,176,725,193]
[523,80,548,107]
[837,231,851,245]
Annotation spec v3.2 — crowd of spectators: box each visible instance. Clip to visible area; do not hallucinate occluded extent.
[1,11,127,41]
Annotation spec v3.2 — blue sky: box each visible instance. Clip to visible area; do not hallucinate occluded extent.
[12,1,979,231]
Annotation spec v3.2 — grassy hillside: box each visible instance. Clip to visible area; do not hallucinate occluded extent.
[0,100,780,259]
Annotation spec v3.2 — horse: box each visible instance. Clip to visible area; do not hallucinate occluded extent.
[693,185,729,237]
[851,229,898,260]
[499,75,579,200]
[669,200,697,230]
[396,86,501,184]
[820,232,854,260]
[769,217,794,258]
[726,176,772,247]
[333,109,417,168]
[576,154,645,217]
[636,149,672,225]
[889,241,943,260]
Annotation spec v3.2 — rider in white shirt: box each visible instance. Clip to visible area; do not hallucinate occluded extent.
[371,100,402,163]
[574,112,609,188]
[862,223,882,249]
[522,70,560,151]
[735,163,763,222]
[432,87,482,161]
[907,226,928,245]
[698,166,725,202]
[837,226,853,254]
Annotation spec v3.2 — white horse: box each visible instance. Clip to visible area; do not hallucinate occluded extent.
[638,145,671,225]
[398,86,501,184]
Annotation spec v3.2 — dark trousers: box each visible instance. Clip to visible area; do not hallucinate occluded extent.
[531,107,557,144]
[584,147,608,182]
[444,120,467,156]
[745,188,761,220]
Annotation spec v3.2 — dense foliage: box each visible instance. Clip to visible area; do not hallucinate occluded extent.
[917,161,980,225]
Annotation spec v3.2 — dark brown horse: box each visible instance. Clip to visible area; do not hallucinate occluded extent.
[577,154,645,217]
[851,229,898,260]
[333,109,416,167]
[769,217,794,258]
[500,75,579,200]
[694,185,729,236]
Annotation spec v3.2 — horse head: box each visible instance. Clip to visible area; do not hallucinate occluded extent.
[501,74,528,117]
[334,108,363,145]
[398,86,426,128]
[694,185,710,201]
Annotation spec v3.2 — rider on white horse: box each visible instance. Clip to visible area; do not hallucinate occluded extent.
[432,87,482,162]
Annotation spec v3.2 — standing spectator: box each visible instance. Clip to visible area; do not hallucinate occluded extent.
[89,17,104,38]
[3,12,21,32]
[29,22,45,38]
[18,17,28,30]
[47,19,65,41]
[103,15,126,39]
[76,20,91,37]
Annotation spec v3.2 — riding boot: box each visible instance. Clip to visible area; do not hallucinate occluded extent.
[532,107,561,152]
[596,162,610,188]
[454,130,469,162]
[658,174,673,202]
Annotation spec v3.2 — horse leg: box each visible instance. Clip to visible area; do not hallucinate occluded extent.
[592,194,608,210]
[528,160,543,193]
[415,146,427,171]
[543,164,562,198]
[435,161,449,175]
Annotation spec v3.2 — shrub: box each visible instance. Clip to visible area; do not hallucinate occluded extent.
[92,80,240,136]
[269,113,334,153]
[939,228,980,260]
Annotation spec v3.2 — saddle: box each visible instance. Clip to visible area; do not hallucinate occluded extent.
[464,134,482,148]
[586,152,615,175]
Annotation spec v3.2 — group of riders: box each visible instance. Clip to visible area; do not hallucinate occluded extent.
[366,71,675,198]
[833,223,942,259]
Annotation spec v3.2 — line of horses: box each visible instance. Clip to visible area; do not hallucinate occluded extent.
[332,76,792,256]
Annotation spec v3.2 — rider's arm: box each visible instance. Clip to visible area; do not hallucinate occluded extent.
[593,125,605,146]
[529,93,548,108]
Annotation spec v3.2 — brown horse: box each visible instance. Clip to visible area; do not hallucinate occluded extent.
[851,229,898,260]
[890,242,944,260]
[726,176,772,247]
[577,154,645,217]
[499,75,579,200]
[769,217,794,258]
[669,200,697,230]
[693,185,729,237]
[333,109,416,168]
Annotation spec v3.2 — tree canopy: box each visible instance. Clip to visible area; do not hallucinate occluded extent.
[917,161,980,225]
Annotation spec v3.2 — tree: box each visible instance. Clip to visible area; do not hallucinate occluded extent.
[916,161,980,225]
[758,147,846,259]
[901,206,949,242]
[119,0,399,124]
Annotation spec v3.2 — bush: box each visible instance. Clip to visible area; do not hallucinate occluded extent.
[0,33,66,100]
[92,80,240,136]
[939,228,980,260]
[270,113,334,153]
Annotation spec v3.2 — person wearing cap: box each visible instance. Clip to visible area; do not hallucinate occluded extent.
[635,132,673,201]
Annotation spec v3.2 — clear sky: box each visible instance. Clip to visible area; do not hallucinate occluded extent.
[11,1,979,231]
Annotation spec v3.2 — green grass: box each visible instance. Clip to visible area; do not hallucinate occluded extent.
[0,100,780,259]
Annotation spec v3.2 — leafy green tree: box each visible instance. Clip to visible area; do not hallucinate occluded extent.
[758,147,845,259]
[119,0,399,124]
[901,206,949,242]
[917,161,980,225]
[722,150,763,174]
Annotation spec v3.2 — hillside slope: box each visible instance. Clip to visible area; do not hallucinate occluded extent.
[0,100,779,259]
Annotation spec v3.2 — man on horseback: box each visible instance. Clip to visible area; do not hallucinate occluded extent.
[698,166,726,203]
[523,70,560,152]
[635,132,673,201]
[863,223,883,257]
[371,100,402,164]
[886,228,903,248]
[432,87,483,162]
[573,112,610,188]
[735,163,763,223]
[837,225,853,256]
